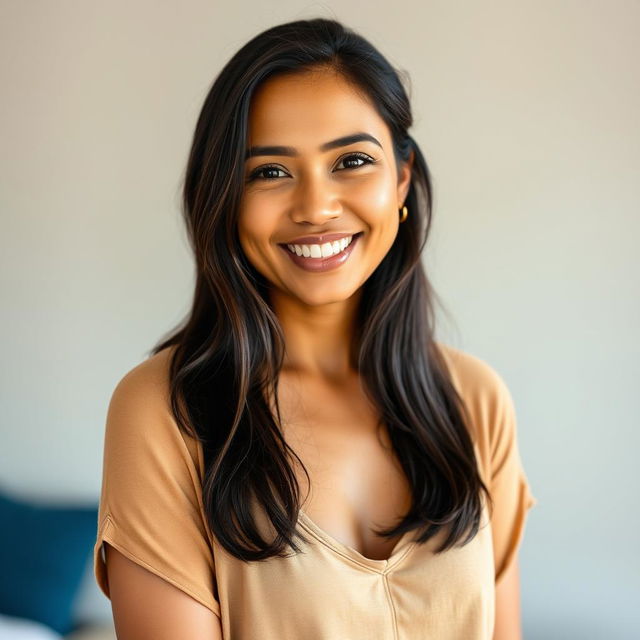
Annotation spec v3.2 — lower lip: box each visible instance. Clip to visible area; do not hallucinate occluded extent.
[279,233,362,273]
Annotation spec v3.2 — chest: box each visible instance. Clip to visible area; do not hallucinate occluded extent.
[275,373,413,561]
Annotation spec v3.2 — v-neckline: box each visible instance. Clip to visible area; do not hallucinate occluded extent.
[297,508,416,572]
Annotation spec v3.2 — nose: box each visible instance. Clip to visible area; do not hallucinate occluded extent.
[289,170,342,225]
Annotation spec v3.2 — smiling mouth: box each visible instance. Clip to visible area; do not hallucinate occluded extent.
[277,232,363,272]
[278,232,364,258]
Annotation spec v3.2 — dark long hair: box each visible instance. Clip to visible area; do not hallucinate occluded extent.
[150,18,491,561]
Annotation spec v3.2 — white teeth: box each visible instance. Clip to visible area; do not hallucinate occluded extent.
[320,243,333,258]
[286,235,354,259]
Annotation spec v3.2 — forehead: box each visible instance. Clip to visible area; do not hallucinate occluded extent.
[246,69,390,148]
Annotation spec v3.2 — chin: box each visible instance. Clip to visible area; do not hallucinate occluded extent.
[287,283,362,307]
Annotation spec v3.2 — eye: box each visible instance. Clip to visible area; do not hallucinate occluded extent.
[335,152,376,170]
[246,165,288,182]
[245,152,377,183]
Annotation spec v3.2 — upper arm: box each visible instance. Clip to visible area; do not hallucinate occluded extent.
[484,367,537,583]
[493,555,522,640]
[105,543,223,640]
[437,347,536,639]
[93,356,223,630]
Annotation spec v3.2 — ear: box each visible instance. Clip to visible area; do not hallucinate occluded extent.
[396,149,414,207]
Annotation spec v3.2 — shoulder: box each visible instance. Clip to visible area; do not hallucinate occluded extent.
[106,346,179,431]
[434,340,512,405]
[104,345,190,454]
[110,346,176,406]
[434,341,517,459]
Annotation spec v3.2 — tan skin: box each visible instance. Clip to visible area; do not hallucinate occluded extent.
[105,67,522,639]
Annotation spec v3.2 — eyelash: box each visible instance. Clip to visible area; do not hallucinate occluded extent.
[246,152,377,182]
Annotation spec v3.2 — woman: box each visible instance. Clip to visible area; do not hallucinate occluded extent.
[94,18,537,640]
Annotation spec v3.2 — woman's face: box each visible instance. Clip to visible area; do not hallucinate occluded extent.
[238,68,413,307]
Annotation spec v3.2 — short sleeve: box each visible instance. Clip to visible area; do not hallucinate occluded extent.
[93,354,221,618]
[486,371,538,585]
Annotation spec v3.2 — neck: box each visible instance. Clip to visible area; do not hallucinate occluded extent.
[269,287,362,382]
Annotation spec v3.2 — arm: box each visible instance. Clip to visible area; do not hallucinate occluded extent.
[493,555,523,640]
[105,543,223,640]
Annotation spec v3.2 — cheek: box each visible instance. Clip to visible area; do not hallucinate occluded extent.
[237,199,277,253]
[347,189,399,263]
[350,176,400,256]
[349,174,398,221]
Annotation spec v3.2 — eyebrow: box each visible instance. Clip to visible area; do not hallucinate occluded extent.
[244,132,382,160]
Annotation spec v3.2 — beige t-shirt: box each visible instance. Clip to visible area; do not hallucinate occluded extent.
[94,341,537,639]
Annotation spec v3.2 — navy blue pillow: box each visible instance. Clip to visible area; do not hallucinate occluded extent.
[0,488,98,636]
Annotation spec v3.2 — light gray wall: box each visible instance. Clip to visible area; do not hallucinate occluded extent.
[1,1,638,638]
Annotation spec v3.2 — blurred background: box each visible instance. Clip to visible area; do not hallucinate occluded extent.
[1,1,638,638]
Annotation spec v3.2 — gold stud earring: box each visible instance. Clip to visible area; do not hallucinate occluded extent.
[399,205,408,223]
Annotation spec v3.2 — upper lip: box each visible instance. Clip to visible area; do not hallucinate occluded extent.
[279,232,361,245]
